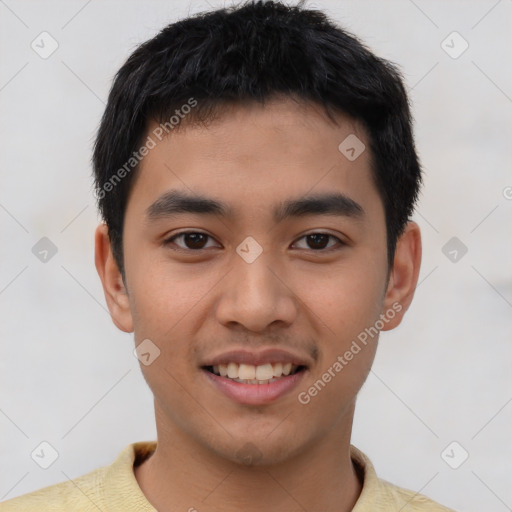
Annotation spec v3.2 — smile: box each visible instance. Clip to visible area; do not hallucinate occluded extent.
[202,364,307,405]
[205,362,304,384]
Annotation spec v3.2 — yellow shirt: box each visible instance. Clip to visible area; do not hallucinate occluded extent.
[0,442,456,511]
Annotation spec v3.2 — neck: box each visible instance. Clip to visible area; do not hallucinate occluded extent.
[135,406,362,512]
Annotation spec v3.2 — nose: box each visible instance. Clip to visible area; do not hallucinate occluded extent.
[215,253,298,333]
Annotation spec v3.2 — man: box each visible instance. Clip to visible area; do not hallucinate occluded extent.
[1,1,456,510]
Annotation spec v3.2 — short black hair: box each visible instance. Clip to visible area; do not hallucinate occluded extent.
[93,0,421,276]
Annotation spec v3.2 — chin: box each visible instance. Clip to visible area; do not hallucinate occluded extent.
[202,430,309,468]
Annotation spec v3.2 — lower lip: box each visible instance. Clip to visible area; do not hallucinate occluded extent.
[202,368,307,405]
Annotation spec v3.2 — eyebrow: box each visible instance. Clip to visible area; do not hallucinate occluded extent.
[146,190,231,220]
[145,190,364,223]
[275,192,364,222]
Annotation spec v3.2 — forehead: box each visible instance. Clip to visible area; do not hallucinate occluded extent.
[129,98,380,220]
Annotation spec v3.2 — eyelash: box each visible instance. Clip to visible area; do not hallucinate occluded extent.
[163,231,345,253]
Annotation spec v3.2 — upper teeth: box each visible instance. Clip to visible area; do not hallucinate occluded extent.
[212,362,297,382]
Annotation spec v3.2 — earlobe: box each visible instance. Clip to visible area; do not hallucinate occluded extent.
[381,221,422,331]
[94,224,134,333]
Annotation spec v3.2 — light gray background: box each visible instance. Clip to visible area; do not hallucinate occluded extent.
[1,1,511,510]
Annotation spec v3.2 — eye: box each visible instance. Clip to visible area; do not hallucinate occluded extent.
[292,233,344,251]
[164,231,220,251]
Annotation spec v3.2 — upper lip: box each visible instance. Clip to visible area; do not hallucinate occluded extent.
[201,348,312,368]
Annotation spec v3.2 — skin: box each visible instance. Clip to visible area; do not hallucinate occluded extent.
[95,97,421,512]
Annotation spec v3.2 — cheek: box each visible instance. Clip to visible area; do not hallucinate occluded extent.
[291,260,385,396]
[127,274,200,413]
[294,276,381,417]
[127,258,213,334]
[293,261,386,334]
[126,263,226,393]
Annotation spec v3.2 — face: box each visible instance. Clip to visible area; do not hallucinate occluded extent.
[96,98,420,466]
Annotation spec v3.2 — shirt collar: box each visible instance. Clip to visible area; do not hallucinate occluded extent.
[106,441,388,511]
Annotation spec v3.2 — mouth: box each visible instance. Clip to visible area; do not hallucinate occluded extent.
[203,362,307,384]
[200,349,310,405]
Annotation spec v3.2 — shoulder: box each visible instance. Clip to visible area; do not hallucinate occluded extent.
[350,445,458,512]
[0,442,156,512]
[0,466,108,512]
[376,478,457,511]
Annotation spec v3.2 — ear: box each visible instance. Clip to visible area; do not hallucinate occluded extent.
[94,224,134,333]
[381,221,422,331]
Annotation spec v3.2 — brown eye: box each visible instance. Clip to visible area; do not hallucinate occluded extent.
[182,233,208,249]
[292,233,343,251]
[165,232,219,251]
[306,234,330,249]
